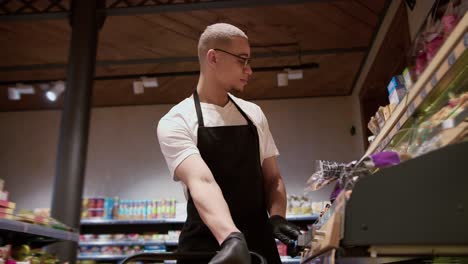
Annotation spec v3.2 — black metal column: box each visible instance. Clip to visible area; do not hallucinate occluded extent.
[49,0,104,262]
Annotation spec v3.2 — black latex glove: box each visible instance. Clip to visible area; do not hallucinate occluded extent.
[209,232,251,264]
[269,215,301,257]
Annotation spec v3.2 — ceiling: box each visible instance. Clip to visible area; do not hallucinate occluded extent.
[0,0,390,111]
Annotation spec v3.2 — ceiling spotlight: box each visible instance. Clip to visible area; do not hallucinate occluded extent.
[8,87,21,100]
[133,77,158,95]
[277,69,304,87]
[141,76,158,88]
[46,81,65,102]
[7,83,35,101]
[133,81,144,94]
[277,73,288,87]
[287,69,303,80]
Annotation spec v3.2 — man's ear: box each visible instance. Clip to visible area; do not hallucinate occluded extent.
[206,49,217,68]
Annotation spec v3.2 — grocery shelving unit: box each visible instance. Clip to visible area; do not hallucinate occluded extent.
[301,13,468,264]
[77,254,299,264]
[81,218,185,225]
[78,214,317,263]
[0,218,79,247]
[80,214,318,234]
[77,255,128,261]
[79,240,178,247]
[363,13,468,157]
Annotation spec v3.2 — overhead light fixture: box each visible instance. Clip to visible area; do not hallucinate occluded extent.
[8,87,21,100]
[133,77,158,95]
[141,76,158,88]
[277,69,304,87]
[7,83,35,100]
[287,69,303,80]
[45,81,65,102]
[277,73,288,87]
[133,81,144,94]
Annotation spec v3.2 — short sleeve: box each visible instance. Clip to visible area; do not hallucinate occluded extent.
[157,117,199,180]
[258,108,279,164]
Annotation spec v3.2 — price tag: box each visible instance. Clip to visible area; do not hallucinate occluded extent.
[464,32,468,48]
[407,103,415,118]
[431,75,438,88]
[421,88,427,99]
[448,52,456,66]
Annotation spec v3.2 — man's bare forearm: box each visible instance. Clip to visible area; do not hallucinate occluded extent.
[175,154,239,245]
[264,176,287,217]
[188,177,240,244]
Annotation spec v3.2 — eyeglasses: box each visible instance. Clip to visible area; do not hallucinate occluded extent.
[213,48,251,69]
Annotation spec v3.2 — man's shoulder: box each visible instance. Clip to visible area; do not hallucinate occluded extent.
[229,93,264,119]
[229,93,262,112]
[161,96,195,120]
[158,96,196,132]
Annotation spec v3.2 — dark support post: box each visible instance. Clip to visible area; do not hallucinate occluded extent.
[49,0,105,262]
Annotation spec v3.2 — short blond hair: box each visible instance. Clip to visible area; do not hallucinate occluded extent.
[198,23,248,62]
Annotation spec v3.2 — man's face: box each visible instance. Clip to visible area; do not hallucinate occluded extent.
[214,37,253,93]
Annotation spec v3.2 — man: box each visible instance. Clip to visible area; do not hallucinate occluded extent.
[157,23,300,264]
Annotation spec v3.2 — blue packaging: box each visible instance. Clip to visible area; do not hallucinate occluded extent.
[104,197,114,219]
[387,75,406,94]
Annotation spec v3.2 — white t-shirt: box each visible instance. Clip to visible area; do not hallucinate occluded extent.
[157,93,279,180]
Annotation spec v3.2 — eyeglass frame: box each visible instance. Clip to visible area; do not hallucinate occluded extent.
[213,48,251,69]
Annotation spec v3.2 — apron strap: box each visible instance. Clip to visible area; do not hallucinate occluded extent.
[227,94,254,127]
[193,90,205,127]
[193,91,254,127]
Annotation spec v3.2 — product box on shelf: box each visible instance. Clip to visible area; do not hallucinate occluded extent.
[0,200,15,210]
[287,195,316,215]
[402,67,415,90]
[0,190,8,201]
[81,197,178,220]
[389,86,407,105]
[367,116,380,135]
[0,179,16,217]
[375,107,386,129]
[387,75,405,94]
[0,200,16,220]
[386,75,408,105]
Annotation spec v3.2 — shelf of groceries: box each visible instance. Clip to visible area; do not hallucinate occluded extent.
[0,180,78,242]
[80,214,318,225]
[0,179,80,263]
[0,218,79,244]
[77,196,321,262]
[300,11,468,264]
[79,196,319,225]
[364,13,468,158]
[77,255,300,264]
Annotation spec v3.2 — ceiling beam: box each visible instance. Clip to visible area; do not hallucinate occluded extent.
[104,0,335,16]
[0,0,335,21]
[0,62,320,85]
[0,47,366,72]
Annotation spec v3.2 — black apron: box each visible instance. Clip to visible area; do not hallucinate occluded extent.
[177,91,281,264]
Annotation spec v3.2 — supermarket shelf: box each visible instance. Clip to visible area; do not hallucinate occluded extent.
[286,214,319,222]
[281,256,301,263]
[78,254,298,263]
[81,215,317,225]
[364,13,468,157]
[0,218,79,246]
[81,218,185,225]
[79,240,178,246]
[77,255,127,261]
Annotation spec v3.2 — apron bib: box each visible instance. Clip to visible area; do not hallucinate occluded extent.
[177,91,280,264]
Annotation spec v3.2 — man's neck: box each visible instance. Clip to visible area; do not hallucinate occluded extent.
[196,75,229,107]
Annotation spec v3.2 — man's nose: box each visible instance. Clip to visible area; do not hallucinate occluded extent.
[244,64,253,75]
